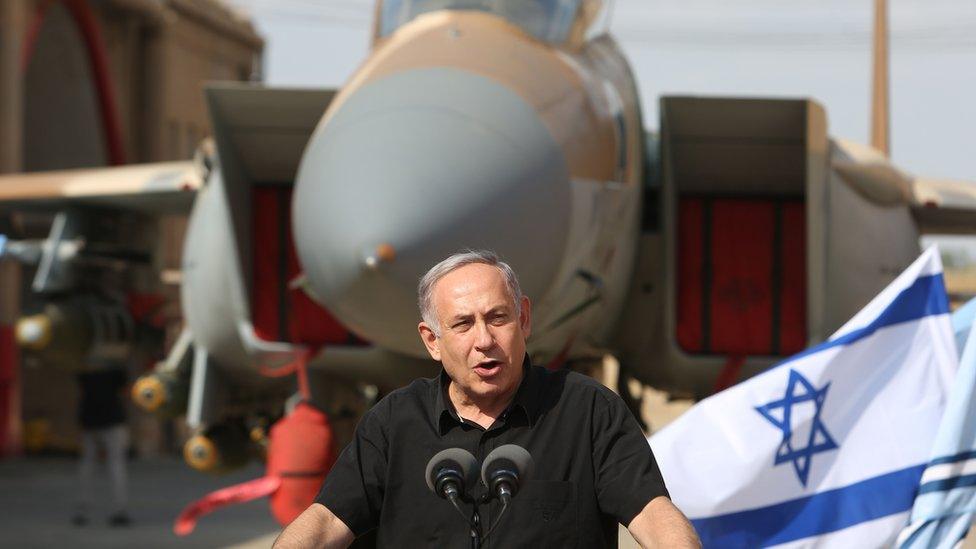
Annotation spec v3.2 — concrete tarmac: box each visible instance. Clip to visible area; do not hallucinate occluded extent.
[0,456,280,548]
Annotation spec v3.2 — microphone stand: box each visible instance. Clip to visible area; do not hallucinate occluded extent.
[445,485,512,547]
[443,488,482,548]
[469,506,481,549]
[467,489,510,548]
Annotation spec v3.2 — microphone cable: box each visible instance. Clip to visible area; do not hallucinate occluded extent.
[479,500,509,542]
[445,491,471,524]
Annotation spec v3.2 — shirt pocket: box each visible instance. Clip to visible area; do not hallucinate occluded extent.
[503,480,577,548]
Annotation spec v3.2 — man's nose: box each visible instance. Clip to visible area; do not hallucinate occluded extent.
[473,321,495,351]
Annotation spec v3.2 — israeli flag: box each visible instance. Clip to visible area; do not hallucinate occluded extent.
[650,247,957,547]
[896,296,976,549]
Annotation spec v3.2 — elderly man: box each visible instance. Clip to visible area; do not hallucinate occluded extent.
[275,250,700,548]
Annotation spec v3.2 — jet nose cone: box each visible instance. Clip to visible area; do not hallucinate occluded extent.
[293,67,570,356]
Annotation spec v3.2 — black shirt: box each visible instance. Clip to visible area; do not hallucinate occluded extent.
[316,362,670,547]
[77,368,127,430]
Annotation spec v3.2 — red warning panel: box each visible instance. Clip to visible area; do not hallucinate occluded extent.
[252,185,361,346]
[709,200,775,354]
[779,202,807,353]
[676,197,806,357]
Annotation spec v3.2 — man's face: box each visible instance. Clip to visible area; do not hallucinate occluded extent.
[418,263,531,403]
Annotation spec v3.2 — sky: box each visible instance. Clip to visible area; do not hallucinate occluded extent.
[224,0,976,181]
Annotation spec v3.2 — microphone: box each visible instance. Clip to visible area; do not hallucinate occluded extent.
[425,448,479,501]
[481,444,534,505]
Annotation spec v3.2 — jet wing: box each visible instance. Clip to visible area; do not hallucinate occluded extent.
[0,161,202,214]
[910,177,976,235]
[831,139,976,235]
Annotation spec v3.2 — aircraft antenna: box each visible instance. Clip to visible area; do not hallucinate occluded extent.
[871,0,890,157]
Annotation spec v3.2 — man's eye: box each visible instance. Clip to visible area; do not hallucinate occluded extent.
[490,315,508,325]
[453,321,471,330]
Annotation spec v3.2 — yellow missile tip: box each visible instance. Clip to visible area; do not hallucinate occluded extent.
[132,375,167,412]
[15,315,52,351]
[184,435,220,473]
[249,426,267,445]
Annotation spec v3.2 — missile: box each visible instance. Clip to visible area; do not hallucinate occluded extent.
[15,300,134,369]
[183,422,251,474]
[132,369,188,418]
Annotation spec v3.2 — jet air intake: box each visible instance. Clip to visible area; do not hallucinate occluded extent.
[293,67,571,356]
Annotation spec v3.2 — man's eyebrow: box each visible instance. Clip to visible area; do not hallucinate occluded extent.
[446,306,509,323]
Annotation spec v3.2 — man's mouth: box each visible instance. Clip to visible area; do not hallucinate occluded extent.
[474,359,503,378]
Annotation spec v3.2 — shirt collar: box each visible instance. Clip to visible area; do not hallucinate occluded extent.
[433,356,542,435]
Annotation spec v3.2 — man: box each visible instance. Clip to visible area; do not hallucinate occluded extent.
[73,365,131,527]
[276,250,699,548]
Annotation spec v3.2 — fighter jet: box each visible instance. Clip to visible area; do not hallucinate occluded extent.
[2,0,975,527]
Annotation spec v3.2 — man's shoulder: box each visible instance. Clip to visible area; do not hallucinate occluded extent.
[532,365,621,406]
[367,375,438,415]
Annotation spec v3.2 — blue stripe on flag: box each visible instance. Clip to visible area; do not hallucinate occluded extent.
[918,473,976,495]
[929,449,976,467]
[771,274,948,371]
[691,465,926,547]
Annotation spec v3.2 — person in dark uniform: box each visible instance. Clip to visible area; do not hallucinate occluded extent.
[275,251,700,547]
[73,365,131,527]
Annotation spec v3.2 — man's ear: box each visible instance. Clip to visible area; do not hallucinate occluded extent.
[519,296,532,339]
[418,322,441,361]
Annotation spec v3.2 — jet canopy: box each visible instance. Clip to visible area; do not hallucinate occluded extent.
[376,0,610,45]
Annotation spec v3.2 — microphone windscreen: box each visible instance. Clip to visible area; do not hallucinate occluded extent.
[481,444,534,486]
[425,447,479,493]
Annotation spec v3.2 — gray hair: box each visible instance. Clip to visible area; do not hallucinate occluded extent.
[418,250,523,337]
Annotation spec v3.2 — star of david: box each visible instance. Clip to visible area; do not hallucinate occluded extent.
[755,369,838,486]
